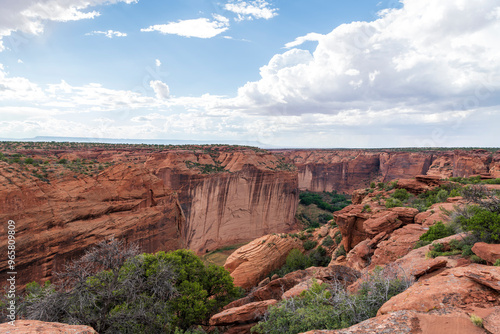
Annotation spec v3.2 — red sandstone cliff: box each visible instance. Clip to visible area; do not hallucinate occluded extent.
[0,145,298,287]
[280,149,500,193]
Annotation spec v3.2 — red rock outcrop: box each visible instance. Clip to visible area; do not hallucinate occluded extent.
[472,242,500,265]
[209,299,278,326]
[377,264,500,316]
[224,234,304,289]
[0,320,97,333]
[300,310,488,334]
[0,146,299,287]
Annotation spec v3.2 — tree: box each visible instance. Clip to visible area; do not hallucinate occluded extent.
[20,239,241,333]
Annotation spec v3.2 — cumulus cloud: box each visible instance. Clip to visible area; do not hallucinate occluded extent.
[86,30,127,38]
[0,0,136,51]
[225,0,500,119]
[141,15,230,38]
[284,32,323,49]
[155,59,161,67]
[149,80,170,99]
[224,0,278,21]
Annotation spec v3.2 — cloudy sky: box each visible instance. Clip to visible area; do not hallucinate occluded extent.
[0,0,499,148]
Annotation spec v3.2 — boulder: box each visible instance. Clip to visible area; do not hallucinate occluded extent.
[414,202,457,227]
[0,320,97,334]
[282,278,324,299]
[300,309,487,334]
[388,207,419,225]
[345,240,372,271]
[472,242,500,264]
[209,299,278,326]
[368,224,427,268]
[224,234,304,289]
[378,264,500,316]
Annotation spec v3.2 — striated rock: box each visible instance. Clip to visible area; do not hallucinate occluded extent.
[300,310,487,334]
[472,242,500,264]
[377,264,500,316]
[388,207,419,225]
[0,320,97,333]
[224,234,304,289]
[465,268,500,292]
[362,211,402,235]
[209,299,278,326]
[0,147,299,288]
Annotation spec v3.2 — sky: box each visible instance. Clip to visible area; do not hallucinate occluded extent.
[0,0,499,148]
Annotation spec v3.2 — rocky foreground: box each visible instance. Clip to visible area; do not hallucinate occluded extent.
[209,176,500,333]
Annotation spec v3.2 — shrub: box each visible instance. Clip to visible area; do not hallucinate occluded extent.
[392,188,410,202]
[19,239,240,333]
[419,221,454,243]
[385,198,403,208]
[303,240,318,251]
[470,255,487,264]
[334,245,346,258]
[308,246,330,267]
[470,314,483,328]
[457,206,500,243]
[322,235,334,247]
[494,259,500,266]
[253,265,412,334]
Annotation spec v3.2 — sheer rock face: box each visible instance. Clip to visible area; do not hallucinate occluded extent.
[0,320,98,334]
[146,151,299,253]
[281,149,499,194]
[0,147,299,287]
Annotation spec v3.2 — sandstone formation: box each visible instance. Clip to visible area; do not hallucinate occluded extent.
[377,264,500,315]
[300,310,488,334]
[0,146,298,287]
[0,320,97,333]
[472,242,500,264]
[280,149,500,193]
[224,234,304,289]
[209,299,278,326]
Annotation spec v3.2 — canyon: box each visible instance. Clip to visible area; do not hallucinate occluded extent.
[0,144,499,288]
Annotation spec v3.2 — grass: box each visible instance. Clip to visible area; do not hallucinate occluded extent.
[470,314,483,328]
[201,243,248,266]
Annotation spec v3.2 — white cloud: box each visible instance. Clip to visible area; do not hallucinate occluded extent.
[225,0,278,21]
[149,80,170,99]
[155,59,162,67]
[0,0,137,51]
[17,59,23,64]
[284,33,323,49]
[86,30,127,38]
[225,0,500,118]
[141,15,230,38]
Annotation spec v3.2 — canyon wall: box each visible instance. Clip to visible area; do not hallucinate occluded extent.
[280,149,499,193]
[0,146,298,286]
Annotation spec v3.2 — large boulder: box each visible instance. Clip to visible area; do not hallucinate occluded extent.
[472,242,500,264]
[224,234,304,289]
[209,299,278,326]
[0,320,97,334]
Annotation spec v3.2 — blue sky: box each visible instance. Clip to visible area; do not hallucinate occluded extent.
[0,0,499,148]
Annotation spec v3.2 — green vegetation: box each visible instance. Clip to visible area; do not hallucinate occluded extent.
[303,240,318,250]
[494,259,500,266]
[414,221,454,248]
[17,238,241,333]
[450,175,500,185]
[322,235,334,247]
[185,161,225,174]
[253,266,412,334]
[470,314,483,328]
[270,246,331,278]
[296,191,350,229]
[384,182,462,211]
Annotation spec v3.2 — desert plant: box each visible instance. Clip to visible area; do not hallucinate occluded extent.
[470,314,483,327]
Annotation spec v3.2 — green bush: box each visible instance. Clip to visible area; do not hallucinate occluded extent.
[385,198,403,208]
[253,266,412,334]
[334,245,346,258]
[322,235,334,247]
[457,206,500,243]
[419,221,454,243]
[494,259,500,266]
[303,240,318,251]
[392,188,410,202]
[19,239,240,333]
